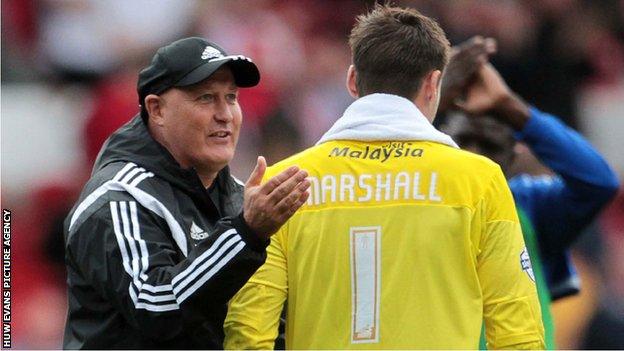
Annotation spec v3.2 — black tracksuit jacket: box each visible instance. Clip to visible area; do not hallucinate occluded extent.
[63,115,268,349]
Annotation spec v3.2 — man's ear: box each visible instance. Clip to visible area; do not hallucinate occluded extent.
[414,70,443,121]
[425,70,443,102]
[346,65,359,98]
[144,94,165,126]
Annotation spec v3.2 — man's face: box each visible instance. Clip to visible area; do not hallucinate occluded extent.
[158,66,242,173]
[441,114,516,175]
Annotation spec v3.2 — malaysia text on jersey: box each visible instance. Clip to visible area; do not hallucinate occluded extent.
[63,115,268,349]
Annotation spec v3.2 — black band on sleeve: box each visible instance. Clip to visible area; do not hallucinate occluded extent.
[232,212,270,252]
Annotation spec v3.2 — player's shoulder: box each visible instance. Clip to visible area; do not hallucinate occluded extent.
[433,143,502,176]
[265,144,327,177]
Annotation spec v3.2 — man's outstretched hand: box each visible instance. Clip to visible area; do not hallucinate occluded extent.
[243,156,310,239]
[439,36,497,113]
[456,63,530,130]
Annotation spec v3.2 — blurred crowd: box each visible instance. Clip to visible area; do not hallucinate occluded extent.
[2,0,623,348]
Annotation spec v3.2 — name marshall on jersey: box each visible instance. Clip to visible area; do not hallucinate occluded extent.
[305,171,442,206]
[328,142,424,163]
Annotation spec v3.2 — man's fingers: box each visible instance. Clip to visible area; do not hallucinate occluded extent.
[456,35,484,52]
[276,188,311,223]
[446,36,496,88]
[484,38,497,54]
[274,179,310,212]
[267,170,308,203]
[465,44,489,61]
[470,35,484,45]
[463,37,497,61]
[244,164,310,237]
[264,167,301,194]
[246,156,267,187]
[260,166,300,194]
[456,36,486,58]
[291,190,311,214]
[454,38,496,80]
[244,172,311,237]
[294,189,310,209]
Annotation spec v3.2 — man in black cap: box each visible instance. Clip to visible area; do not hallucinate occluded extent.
[63,37,310,349]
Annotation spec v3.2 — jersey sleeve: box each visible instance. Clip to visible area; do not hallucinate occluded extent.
[512,107,619,255]
[224,225,288,349]
[65,198,268,341]
[477,167,546,349]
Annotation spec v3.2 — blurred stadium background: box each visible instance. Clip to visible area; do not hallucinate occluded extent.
[1,0,623,348]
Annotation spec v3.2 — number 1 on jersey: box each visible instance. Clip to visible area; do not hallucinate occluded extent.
[350,226,381,344]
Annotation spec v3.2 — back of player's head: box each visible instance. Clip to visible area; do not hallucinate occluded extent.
[349,4,451,100]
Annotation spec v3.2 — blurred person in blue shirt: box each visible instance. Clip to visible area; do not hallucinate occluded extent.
[438,49,619,348]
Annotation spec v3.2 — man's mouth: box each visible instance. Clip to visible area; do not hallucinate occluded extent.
[209,131,231,138]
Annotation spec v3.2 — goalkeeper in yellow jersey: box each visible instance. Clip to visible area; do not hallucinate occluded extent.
[224,4,545,349]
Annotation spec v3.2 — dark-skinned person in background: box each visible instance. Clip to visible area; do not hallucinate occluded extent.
[438,40,620,349]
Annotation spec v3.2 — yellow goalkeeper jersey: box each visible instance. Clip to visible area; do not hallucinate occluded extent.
[225,139,544,349]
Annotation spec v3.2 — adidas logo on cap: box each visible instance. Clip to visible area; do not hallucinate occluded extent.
[201,46,223,60]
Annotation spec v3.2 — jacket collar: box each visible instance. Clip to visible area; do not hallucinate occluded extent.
[317,93,458,148]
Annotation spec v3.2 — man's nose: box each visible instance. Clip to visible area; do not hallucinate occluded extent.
[213,100,234,123]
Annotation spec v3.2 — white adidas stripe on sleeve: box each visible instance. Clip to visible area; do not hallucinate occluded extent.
[109,199,247,311]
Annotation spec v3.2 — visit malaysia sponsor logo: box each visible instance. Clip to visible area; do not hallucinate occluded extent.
[328,141,424,163]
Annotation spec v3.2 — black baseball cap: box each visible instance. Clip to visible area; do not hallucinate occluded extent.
[137,37,260,109]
